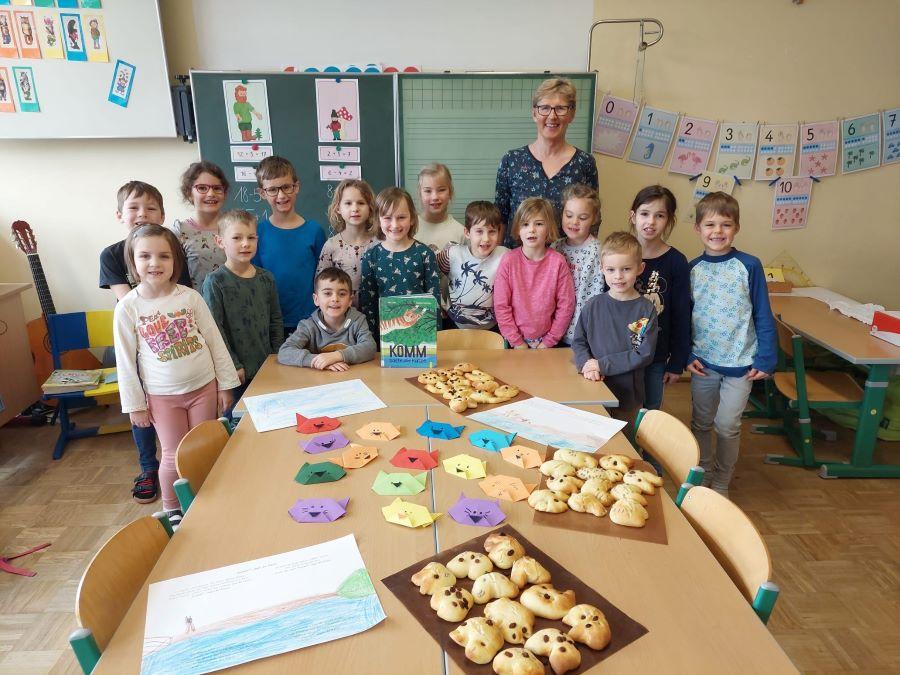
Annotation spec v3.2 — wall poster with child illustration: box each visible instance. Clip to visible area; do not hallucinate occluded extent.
[13,10,41,60]
[0,67,16,113]
[754,123,798,181]
[315,78,360,143]
[223,79,272,144]
[627,104,678,168]
[771,176,812,230]
[713,122,758,180]
[84,13,109,63]
[59,12,87,62]
[35,9,63,59]
[12,65,39,113]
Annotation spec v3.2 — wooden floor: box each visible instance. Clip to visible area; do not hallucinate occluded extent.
[0,384,898,674]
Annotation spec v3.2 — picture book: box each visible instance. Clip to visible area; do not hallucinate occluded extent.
[378,294,437,368]
[41,369,102,394]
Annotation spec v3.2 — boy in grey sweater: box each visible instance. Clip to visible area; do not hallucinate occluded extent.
[278,267,377,370]
[572,232,658,424]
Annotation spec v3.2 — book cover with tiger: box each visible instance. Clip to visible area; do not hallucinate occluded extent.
[378,294,438,368]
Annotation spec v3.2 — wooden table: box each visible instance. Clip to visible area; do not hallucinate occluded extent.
[769,295,900,478]
[95,350,796,674]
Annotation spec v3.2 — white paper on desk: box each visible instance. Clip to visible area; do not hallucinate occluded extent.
[243,379,387,432]
[789,287,884,324]
[141,534,385,675]
[470,397,627,454]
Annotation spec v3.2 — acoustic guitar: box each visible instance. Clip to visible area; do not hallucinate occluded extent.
[11,220,100,390]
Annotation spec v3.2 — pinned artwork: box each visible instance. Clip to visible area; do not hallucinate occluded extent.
[57,0,80,7]
[223,79,272,144]
[315,78,360,143]
[0,10,20,58]
[334,444,378,469]
[294,461,346,485]
[59,12,86,61]
[882,108,900,166]
[479,475,537,502]
[592,94,639,157]
[34,9,61,59]
[80,0,103,7]
[416,420,464,440]
[301,431,350,454]
[371,471,428,496]
[319,164,362,181]
[772,177,812,231]
[841,113,881,173]
[296,413,341,434]
[798,121,838,177]
[442,453,488,480]
[356,422,400,441]
[447,494,506,527]
[626,105,679,168]
[667,116,718,175]
[107,59,135,107]
[381,498,441,529]
[390,447,439,470]
[499,445,543,469]
[83,13,108,62]
[754,124,798,180]
[12,66,38,112]
[12,10,39,58]
[0,67,16,113]
[713,122,758,179]
[468,429,516,453]
[288,497,349,523]
[691,172,735,204]
[33,1,59,7]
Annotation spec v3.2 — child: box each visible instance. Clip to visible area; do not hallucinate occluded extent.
[277,267,377,370]
[688,192,777,497]
[493,197,575,348]
[572,231,658,424]
[252,156,326,338]
[416,163,464,252]
[630,185,691,410]
[316,179,378,307]
[202,210,283,408]
[170,161,230,291]
[98,181,191,504]
[358,187,441,336]
[113,224,240,526]
[551,184,605,345]
[437,201,508,330]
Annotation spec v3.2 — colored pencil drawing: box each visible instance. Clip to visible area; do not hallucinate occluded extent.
[315,78,361,143]
[223,79,272,144]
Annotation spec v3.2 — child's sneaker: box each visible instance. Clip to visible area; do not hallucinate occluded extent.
[132,471,159,504]
[710,480,730,499]
[165,509,184,531]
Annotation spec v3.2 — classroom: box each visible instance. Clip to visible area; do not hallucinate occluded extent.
[0,0,898,673]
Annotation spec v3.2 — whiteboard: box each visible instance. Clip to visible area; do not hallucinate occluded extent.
[0,0,174,139]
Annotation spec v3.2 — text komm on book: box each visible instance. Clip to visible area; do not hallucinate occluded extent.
[378,294,438,368]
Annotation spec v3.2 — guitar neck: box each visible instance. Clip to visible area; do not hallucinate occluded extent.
[25,252,57,316]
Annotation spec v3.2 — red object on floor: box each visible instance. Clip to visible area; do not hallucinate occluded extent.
[0,542,51,576]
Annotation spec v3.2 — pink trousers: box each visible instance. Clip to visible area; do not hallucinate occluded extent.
[147,379,218,510]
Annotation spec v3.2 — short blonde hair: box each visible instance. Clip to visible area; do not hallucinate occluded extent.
[327,179,377,235]
[532,77,577,108]
[217,209,256,236]
[417,163,455,200]
[601,231,642,264]
[511,197,560,244]
[696,191,740,226]
[561,184,602,235]
[375,187,419,240]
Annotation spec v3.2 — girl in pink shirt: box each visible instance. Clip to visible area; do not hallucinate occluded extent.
[494,197,576,348]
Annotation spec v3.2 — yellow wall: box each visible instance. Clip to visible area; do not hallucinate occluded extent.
[591,0,900,306]
[2,0,899,323]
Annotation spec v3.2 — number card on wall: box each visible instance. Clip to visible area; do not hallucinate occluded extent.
[841,113,880,173]
[798,121,838,178]
[883,108,900,166]
[668,116,718,175]
[772,177,812,230]
[692,171,735,204]
[592,94,639,158]
[627,105,678,168]
[755,124,797,180]
[713,122,757,179]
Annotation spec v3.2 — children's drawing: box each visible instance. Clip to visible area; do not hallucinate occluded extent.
[0,11,20,59]
[84,13,108,62]
[59,12,86,61]
[626,105,678,168]
[691,171,735,205]
[754,123,798,180]
[12,66,39,113]
[772,176,812,230]
[315,78,361,143]
[797,121,838,178]
[883,108,900,166]
[0,67,15,113]
[223,79,272,144]
[35,9,63,59]
[13,10,40,59]
[713,122,758,179]
[107,59,136,107]
[141,535,386,675]
[592,94,639,158]
[667,116,718,175]
[841,113,881,174]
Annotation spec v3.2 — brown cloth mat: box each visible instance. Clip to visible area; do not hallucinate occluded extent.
[405,375,532,417]
[381,525,648,674]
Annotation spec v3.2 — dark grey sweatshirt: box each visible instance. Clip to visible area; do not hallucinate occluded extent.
[277,307,377,368]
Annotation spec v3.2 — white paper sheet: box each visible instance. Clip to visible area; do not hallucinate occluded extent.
[789,287,884,324]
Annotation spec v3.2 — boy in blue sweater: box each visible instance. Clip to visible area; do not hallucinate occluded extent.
[687,192,776,497]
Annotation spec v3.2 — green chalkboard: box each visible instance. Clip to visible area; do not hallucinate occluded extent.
[191,72,397,231]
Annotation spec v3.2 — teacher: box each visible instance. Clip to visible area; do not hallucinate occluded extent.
[495,77,599,248]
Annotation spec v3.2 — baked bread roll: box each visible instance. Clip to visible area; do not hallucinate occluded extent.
[430,585,474,622]
[450,617,505,665]
[472,571,520,604]
[628,468,663,486]
[472,379,500,392]
[493,385,519,399]
[567,492,607,517]
[528,489,569,513]
[449,396,469,413]
[453,362,476,372]
[610,483,648,505]
[510,555,551,588]
[524,628,582,675]
[545,475,584,495]
[483,597,535,644]
[465,369,494,382]
[484,532,527,569]
[492,647,545,675]
[568,616,611,650]
[539,460,576,479]
[447,551,494,579]
[519,584,576,620]
[418,371,440,384]
[411,561,457,595]
[597,468,625,483]
[622,470,657,495]
[579,478,615,506]
[553,448,598,469]
[609,499,649,527]
[562,603,604,627]
[574,466,605,481]
[599,454,634,471]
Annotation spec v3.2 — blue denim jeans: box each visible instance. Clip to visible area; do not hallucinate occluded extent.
[132,423,160,473]
[642,361,667,410]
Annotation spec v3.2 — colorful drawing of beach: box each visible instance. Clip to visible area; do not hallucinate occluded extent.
[141,534,385,675]
[242,379,387,432]
[470,397,627,454]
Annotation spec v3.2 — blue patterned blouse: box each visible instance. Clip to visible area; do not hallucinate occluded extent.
[494,145,599,248]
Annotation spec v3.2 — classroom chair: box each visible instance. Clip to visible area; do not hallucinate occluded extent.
[44,311,130,460]
[679,486,780,624]
[634,408,703,498]
[757,319,863,468]
[437,329,505,350]
[174,418,233,513]
[69,515,172,673]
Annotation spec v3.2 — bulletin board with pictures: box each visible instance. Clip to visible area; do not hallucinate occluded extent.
[0,0,174,139]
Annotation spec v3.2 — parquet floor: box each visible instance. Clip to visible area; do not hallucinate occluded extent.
[0,385,898,674]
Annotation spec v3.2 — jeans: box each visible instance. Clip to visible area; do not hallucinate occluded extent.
[690,369,753,489]
[132,423,159,473]
[642,361,667,410]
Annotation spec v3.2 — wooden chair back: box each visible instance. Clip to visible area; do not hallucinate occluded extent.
[775,319,796,358]
[635,409,700,484]
[175,420,230,491]
[75,516,170,649]
[680,486,773,603]
[437,329,505,350]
